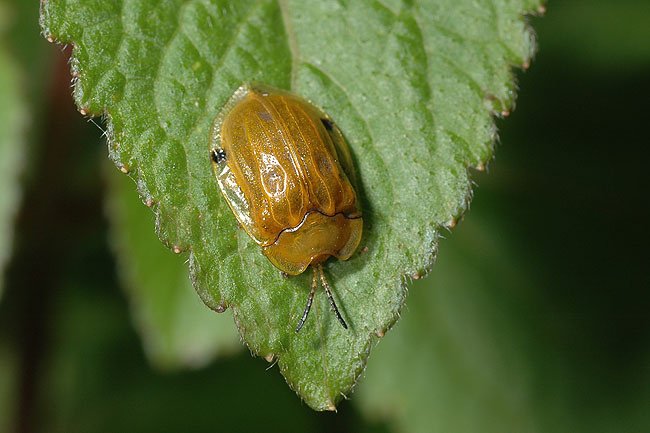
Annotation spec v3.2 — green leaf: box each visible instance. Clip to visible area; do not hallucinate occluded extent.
[0,4,27,300]
[105,166,241,369]
[355,209,540,432]
[40,0,541,409]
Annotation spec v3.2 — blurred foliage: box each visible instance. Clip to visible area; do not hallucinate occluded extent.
[0,0,649,432]
[357,205,540,433]
[539,0,650,72]
[0,3,23,424]
[105,168,241,370]
[0,0,46,430]
[39,278,319,433]
[0,2,25,301]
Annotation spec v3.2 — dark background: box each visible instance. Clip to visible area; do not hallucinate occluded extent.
[1,0,648,432]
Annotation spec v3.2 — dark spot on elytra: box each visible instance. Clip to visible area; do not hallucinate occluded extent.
[259,110,272,121]
[320,117,334,132]
[211,148,227,164]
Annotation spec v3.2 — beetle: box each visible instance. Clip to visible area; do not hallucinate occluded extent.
[209,83,362,332]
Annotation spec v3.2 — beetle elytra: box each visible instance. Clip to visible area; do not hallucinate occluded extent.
[210,83,362,332]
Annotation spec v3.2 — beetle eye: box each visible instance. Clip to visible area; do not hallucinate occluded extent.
[211,149,227,164]
[320,118,334,132]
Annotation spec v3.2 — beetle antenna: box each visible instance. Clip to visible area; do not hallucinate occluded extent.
[317,265,348,330]
[295,268,318,333]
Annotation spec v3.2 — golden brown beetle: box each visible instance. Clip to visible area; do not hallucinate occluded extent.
[210,84,362,332]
